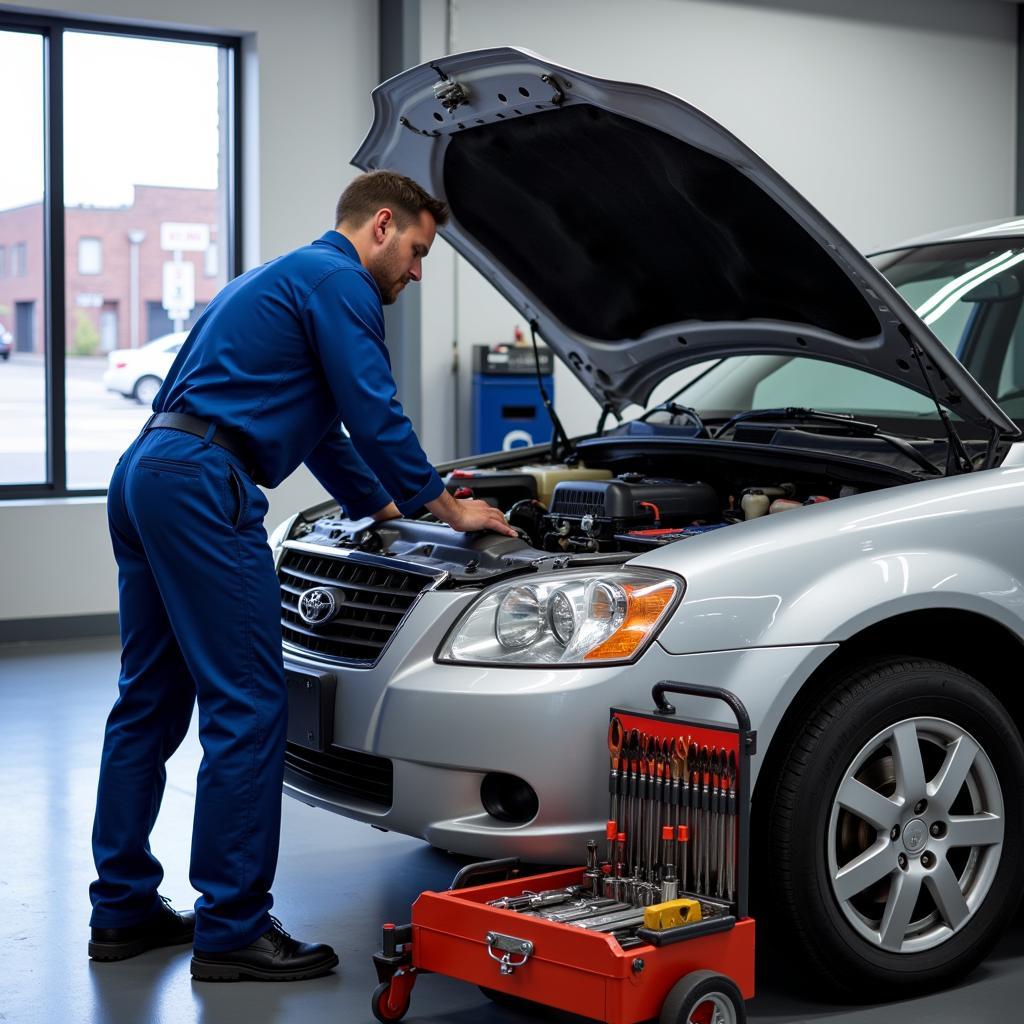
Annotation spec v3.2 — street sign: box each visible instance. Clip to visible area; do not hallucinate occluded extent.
[162,260,196,314]
[160,222,210,252]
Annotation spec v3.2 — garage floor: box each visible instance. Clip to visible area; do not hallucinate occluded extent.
[2,636,1021,1024]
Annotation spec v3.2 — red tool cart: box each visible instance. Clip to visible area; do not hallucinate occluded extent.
[370,682,757,1024]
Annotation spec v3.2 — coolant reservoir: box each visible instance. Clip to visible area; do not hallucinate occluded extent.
[740,492,770,519]
[516,465,613,506]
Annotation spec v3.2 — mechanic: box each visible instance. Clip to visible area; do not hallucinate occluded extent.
[88,170,516,982]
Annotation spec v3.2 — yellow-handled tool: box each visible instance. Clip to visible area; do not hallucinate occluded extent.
[642,897,702,931]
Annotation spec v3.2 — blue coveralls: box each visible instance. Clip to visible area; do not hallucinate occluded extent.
[89,231,444,951]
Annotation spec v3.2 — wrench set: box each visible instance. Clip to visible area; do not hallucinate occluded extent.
[484,854,729,950]
[607,717,739,904]
[480,707,743,950]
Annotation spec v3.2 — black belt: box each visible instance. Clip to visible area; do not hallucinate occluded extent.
[144,412,257,478]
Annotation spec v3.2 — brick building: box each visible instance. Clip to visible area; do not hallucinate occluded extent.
[0,185,225,354]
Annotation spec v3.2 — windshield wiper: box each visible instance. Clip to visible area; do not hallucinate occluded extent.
[714,406,943,477]
[714,406,876,438]
[637,401,708,434]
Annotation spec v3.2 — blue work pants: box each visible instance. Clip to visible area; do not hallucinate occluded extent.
[89,426,285,951]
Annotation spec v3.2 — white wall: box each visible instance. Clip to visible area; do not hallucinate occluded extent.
[415,0,1019,457]
[0,0,1018,623]
[0,0,379,622]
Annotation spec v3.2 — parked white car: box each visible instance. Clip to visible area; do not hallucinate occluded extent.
[272,49,1024,999]
[102,331,187,405]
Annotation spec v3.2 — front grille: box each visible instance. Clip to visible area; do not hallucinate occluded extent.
[284,742,393,808]
[278,546,435,664]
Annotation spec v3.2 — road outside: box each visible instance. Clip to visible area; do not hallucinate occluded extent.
[0,353,152,489]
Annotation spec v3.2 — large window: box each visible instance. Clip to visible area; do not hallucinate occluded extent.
[0,13,240,497]
[77,237,102,275]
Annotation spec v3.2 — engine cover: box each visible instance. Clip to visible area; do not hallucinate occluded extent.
[545,475,720,548]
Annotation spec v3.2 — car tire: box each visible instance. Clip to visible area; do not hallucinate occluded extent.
[1,351,9,361]
[133,374,162,406]
[766,657,1024,999]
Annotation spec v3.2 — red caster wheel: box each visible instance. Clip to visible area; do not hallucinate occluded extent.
[660,970,746,1024]
[371,980,410,1022]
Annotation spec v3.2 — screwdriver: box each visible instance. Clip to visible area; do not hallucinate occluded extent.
[727,750,737,901]
[677,824,690,894]
[614,831,627,902]
[605,819,617,867]
[699,746,707,895]
[584,839,603,896]
[660,826,677,901]
[687,742,698,889]
[607,718,623,827]
[710,747,720,897]
[626,731,640,874]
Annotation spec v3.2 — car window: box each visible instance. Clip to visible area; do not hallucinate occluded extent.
[876,241,1024,404]
[749,259,990,414]
[993,301,1024,405]
[896,278,975,355]
[669,239,1024,428]
[750,358,938,415]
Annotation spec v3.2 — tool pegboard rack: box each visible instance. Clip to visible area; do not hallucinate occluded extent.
[370,683,756,1024]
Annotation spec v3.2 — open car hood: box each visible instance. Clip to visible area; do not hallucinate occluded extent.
[353,47,1017,435]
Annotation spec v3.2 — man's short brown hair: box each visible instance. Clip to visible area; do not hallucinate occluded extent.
[335,170,449,229]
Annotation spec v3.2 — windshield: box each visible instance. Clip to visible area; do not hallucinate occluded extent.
[647,237,1024,438]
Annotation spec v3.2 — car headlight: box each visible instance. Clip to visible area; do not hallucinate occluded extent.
[438,569,684,666]
[268,514,297,569]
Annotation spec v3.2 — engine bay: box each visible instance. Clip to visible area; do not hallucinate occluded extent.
[439,443,866,556]
[286,435,906,583]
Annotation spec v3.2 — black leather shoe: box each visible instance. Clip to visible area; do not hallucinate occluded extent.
[89,896,196,961]
[190,918,339,982]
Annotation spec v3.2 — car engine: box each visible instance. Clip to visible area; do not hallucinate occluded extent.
[286,443,864,585]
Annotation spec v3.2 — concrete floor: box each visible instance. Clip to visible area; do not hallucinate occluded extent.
[1,636,1022,1024]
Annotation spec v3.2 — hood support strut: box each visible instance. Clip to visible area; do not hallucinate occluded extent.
[530,319,573,463]
[901,325,973,475]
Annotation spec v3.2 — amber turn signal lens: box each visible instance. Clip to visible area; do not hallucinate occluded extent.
[584,582,675,661]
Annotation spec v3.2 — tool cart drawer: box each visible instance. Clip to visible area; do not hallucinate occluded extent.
[411,867,754,1024]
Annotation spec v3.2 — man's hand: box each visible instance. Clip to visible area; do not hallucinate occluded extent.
[370,501,402,522]
[426,489,518,536]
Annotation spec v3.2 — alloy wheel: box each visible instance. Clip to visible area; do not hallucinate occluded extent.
[827,716,1004,954]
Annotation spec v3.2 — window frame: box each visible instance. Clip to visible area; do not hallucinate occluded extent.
[0,10,242,500]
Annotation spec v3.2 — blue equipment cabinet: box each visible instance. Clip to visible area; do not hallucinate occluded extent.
[471,344,554,454]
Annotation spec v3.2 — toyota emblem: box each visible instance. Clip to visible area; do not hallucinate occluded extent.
[298,587,340,626]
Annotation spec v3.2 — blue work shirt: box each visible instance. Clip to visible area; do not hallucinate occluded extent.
[154,230,444,518]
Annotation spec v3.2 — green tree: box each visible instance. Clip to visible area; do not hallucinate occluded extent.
[72,309,100,356]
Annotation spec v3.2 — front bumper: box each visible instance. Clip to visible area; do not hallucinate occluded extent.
[281,588,836,862]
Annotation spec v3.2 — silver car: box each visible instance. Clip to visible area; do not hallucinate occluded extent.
[273,49,1024,997]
